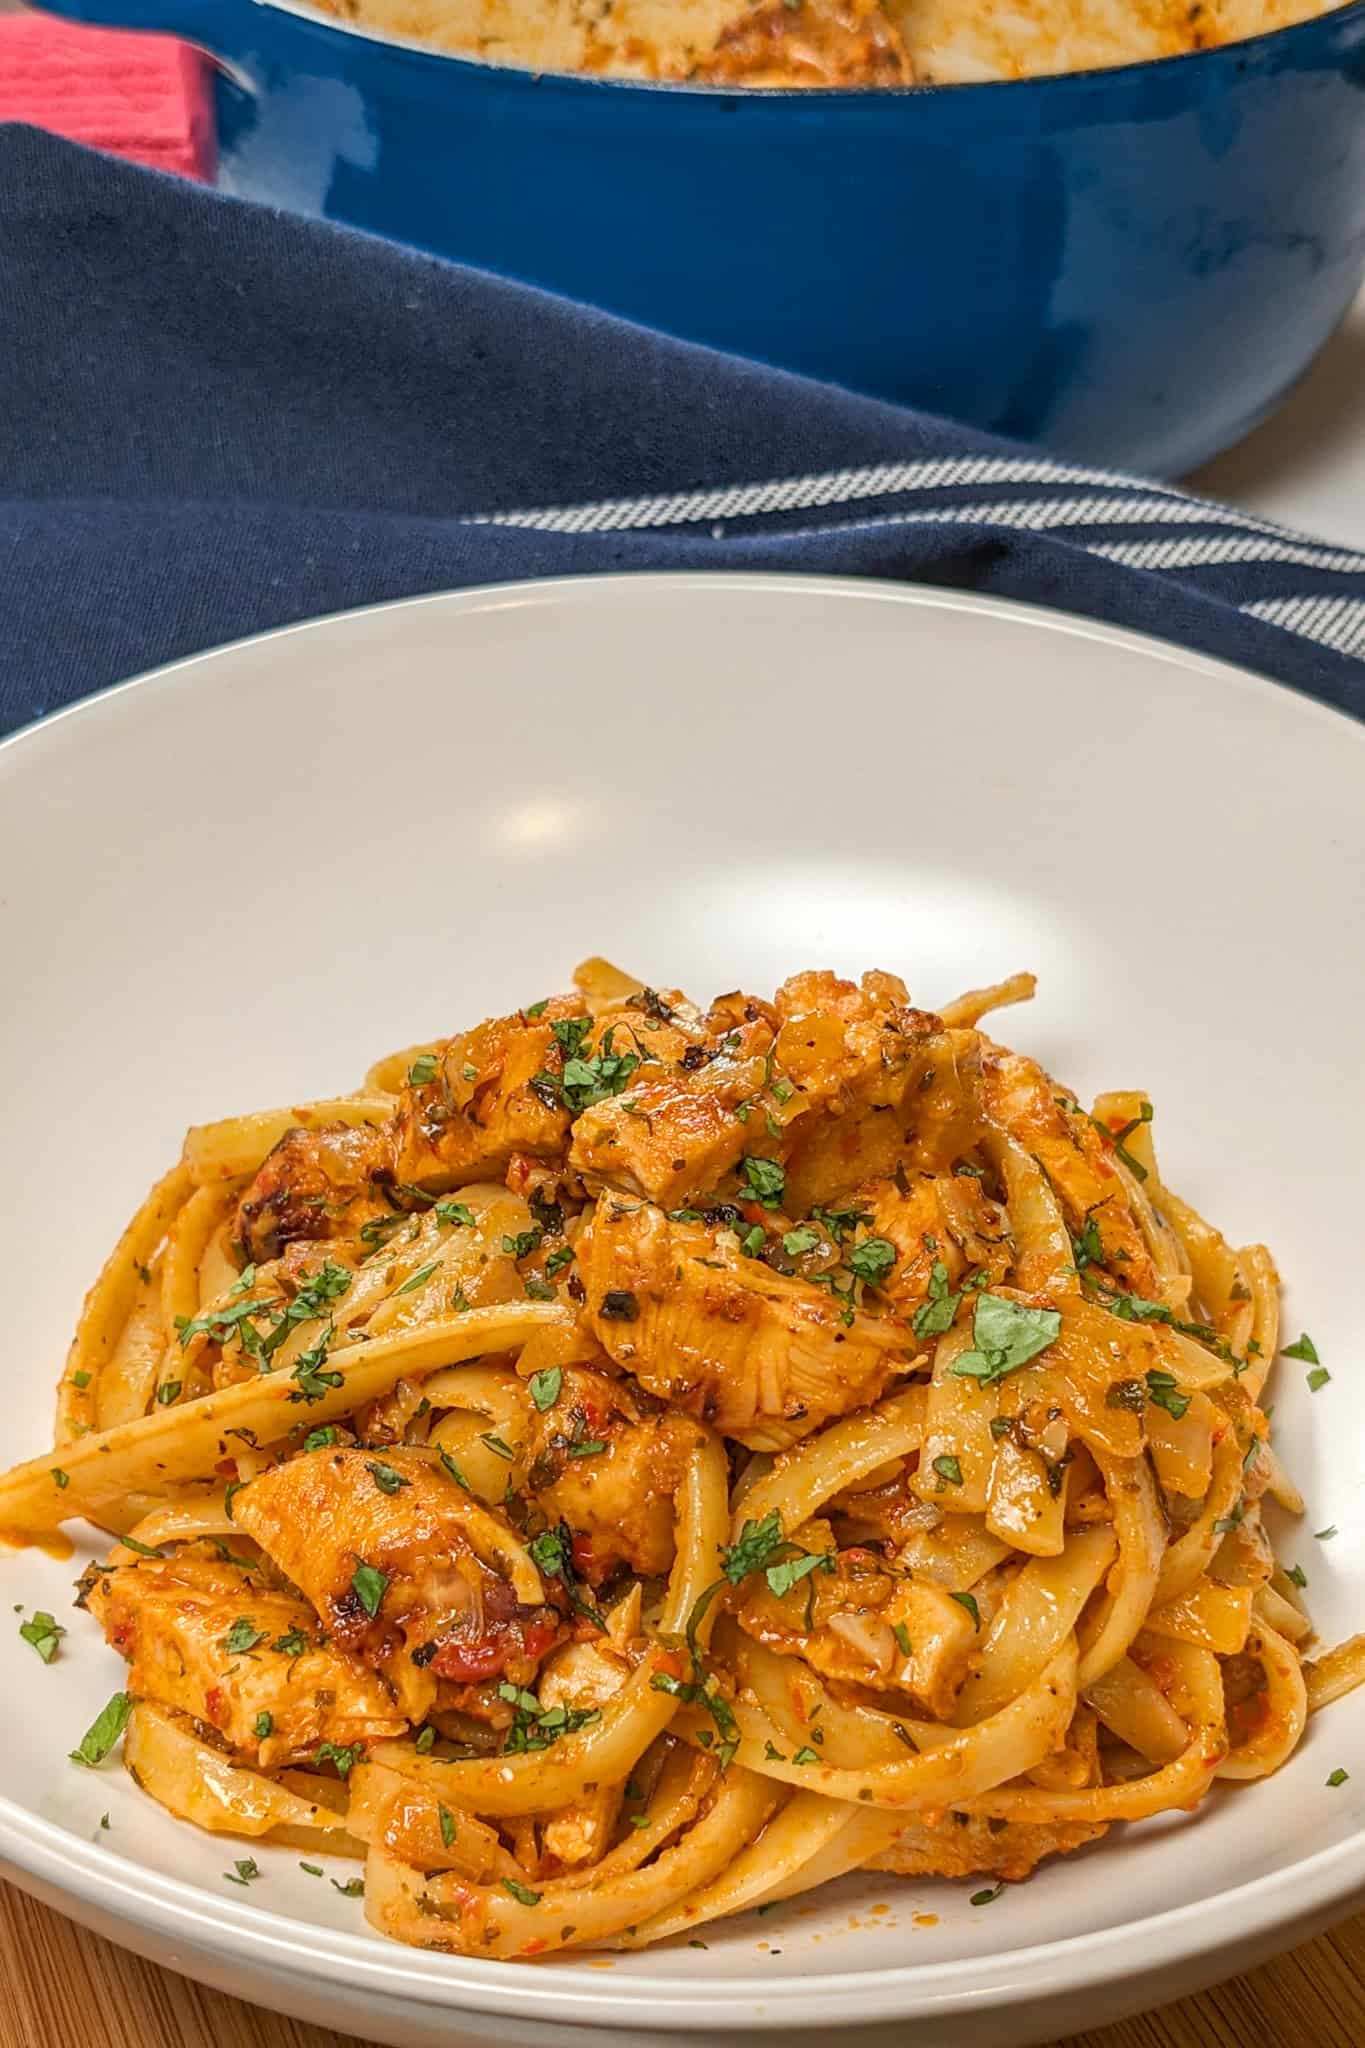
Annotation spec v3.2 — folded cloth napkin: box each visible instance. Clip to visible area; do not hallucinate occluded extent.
[0,21,212,180]
[2,123,1364,742]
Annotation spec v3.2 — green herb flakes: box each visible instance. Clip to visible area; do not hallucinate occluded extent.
[69,1692,132,1767]
[350,1562,388,1619]
[19,1611,64,1663]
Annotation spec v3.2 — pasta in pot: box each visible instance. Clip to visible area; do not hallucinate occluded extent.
[4,955,1360,1958]
[305,0,1342,87]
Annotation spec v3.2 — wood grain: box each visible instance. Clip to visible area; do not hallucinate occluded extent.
[2,1880,1364,2048]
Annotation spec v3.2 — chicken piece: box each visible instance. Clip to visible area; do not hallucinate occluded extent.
[852,1170,1011,1318]
[576,1198,911,1450]
[82,1548,404,1767]
[735,1532,978,1720]
[533,1632,636,1869]
[773,975,979,1213]
[694,0,912,84]
[570,1011,775,1210]
[235,1121,390,1262]
[390,1001,580,1192]
[980,1044,1158,1294]
[232,1450,566,1715]
[867,1812,1108,1882]
[524,1366,704,1580]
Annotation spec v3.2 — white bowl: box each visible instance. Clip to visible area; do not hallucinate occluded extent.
[2,573,1363,2048]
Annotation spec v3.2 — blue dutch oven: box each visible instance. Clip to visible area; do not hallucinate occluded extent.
[34,0,1365,471]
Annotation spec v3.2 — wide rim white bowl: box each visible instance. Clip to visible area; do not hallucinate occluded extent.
[2,573,1363,2043]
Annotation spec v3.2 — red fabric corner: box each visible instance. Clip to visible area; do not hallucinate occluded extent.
[0,16,215,181]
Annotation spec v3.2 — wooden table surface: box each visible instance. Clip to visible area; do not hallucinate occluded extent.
[4,1882,1365,2048]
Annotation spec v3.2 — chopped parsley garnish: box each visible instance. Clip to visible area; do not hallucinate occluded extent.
[528,1366,563,1411]
[932,1455,964,1488]
[1308,1366,1331,1393]
[71,1370,91,1391]
[299,1862,323,1877]
[649,1670,739,1766]
[1145,1370,1191,1421]
[498,1680,601,1755]
[527,1521,605,1630]
[480,1432,515,1461]
[1094,1101,1153,1180]
[912,1260,961,1340]
[1071,1213,1104,1273]
[721,1512,786,1584]
[950,1591,981,1629]
[287,1326,344,1404]
[567,1437,606,1459]
[951,1295,1061,1385]
[274,1627,309,1657]
[550,1016,593,1059]
[19,1611,64,1663]
[1328,1767,1350,1788]
[438,1805,457,1847]
[1284,1332,1320,1364]
[331,1876,365,1897]
[396,1260,440,1295]
[1316,1526,1339,1542]
[69,1691,132,1767]
[503,1227,545,1262]
[415,1725,436,1753]
[1285,1563,1309,1589]
[351,1561,388,1619]
[971,1883,1005,1906]
[764,1550,836,1599]
[740,1224,766,1258]
[848,1236,897,1289]
[314,1742,361,1778]
[437,1447,472,1492]
[1213,1503,1245,1536]
[525,998,549,1018]
[1095,1288,1245,1369]
[366,1459,411,1496]
[175,1291,280,1352]
[254,1712,274,1740]
[544,1244,575,1279]
[599,1290,639,1321]
[739,1156,786,1210]
[811,1203,869,1243]
[303,1425,340,1452]
[406,1053,439,1086]
[502,1878,542,1907]
[224,1858,260,1886]
[222,1618,269,1657]
[892,1621,912,1658]
[533,1025,641,1114]
[435,1200,476,1228]
[782,1225,822,1258]
[791,1746,819,1766]
[359,1214,406,1249]
[51,1468,69,1490]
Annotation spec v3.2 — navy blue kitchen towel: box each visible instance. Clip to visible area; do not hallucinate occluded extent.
[3,121,1364,741]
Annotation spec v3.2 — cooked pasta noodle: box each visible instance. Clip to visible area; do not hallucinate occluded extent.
[4,958,1359,1957]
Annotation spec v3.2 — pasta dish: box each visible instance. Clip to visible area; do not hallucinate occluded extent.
[308,0,1342,89]
[1,958,1359,1959]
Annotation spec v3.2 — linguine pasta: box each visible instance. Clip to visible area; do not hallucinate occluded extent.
[4,959,1361,1957]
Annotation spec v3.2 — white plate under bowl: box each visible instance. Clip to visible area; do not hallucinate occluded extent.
[2,573,1364,2048]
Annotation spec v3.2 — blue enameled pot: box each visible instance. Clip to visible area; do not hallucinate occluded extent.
[35,0,1365,471]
